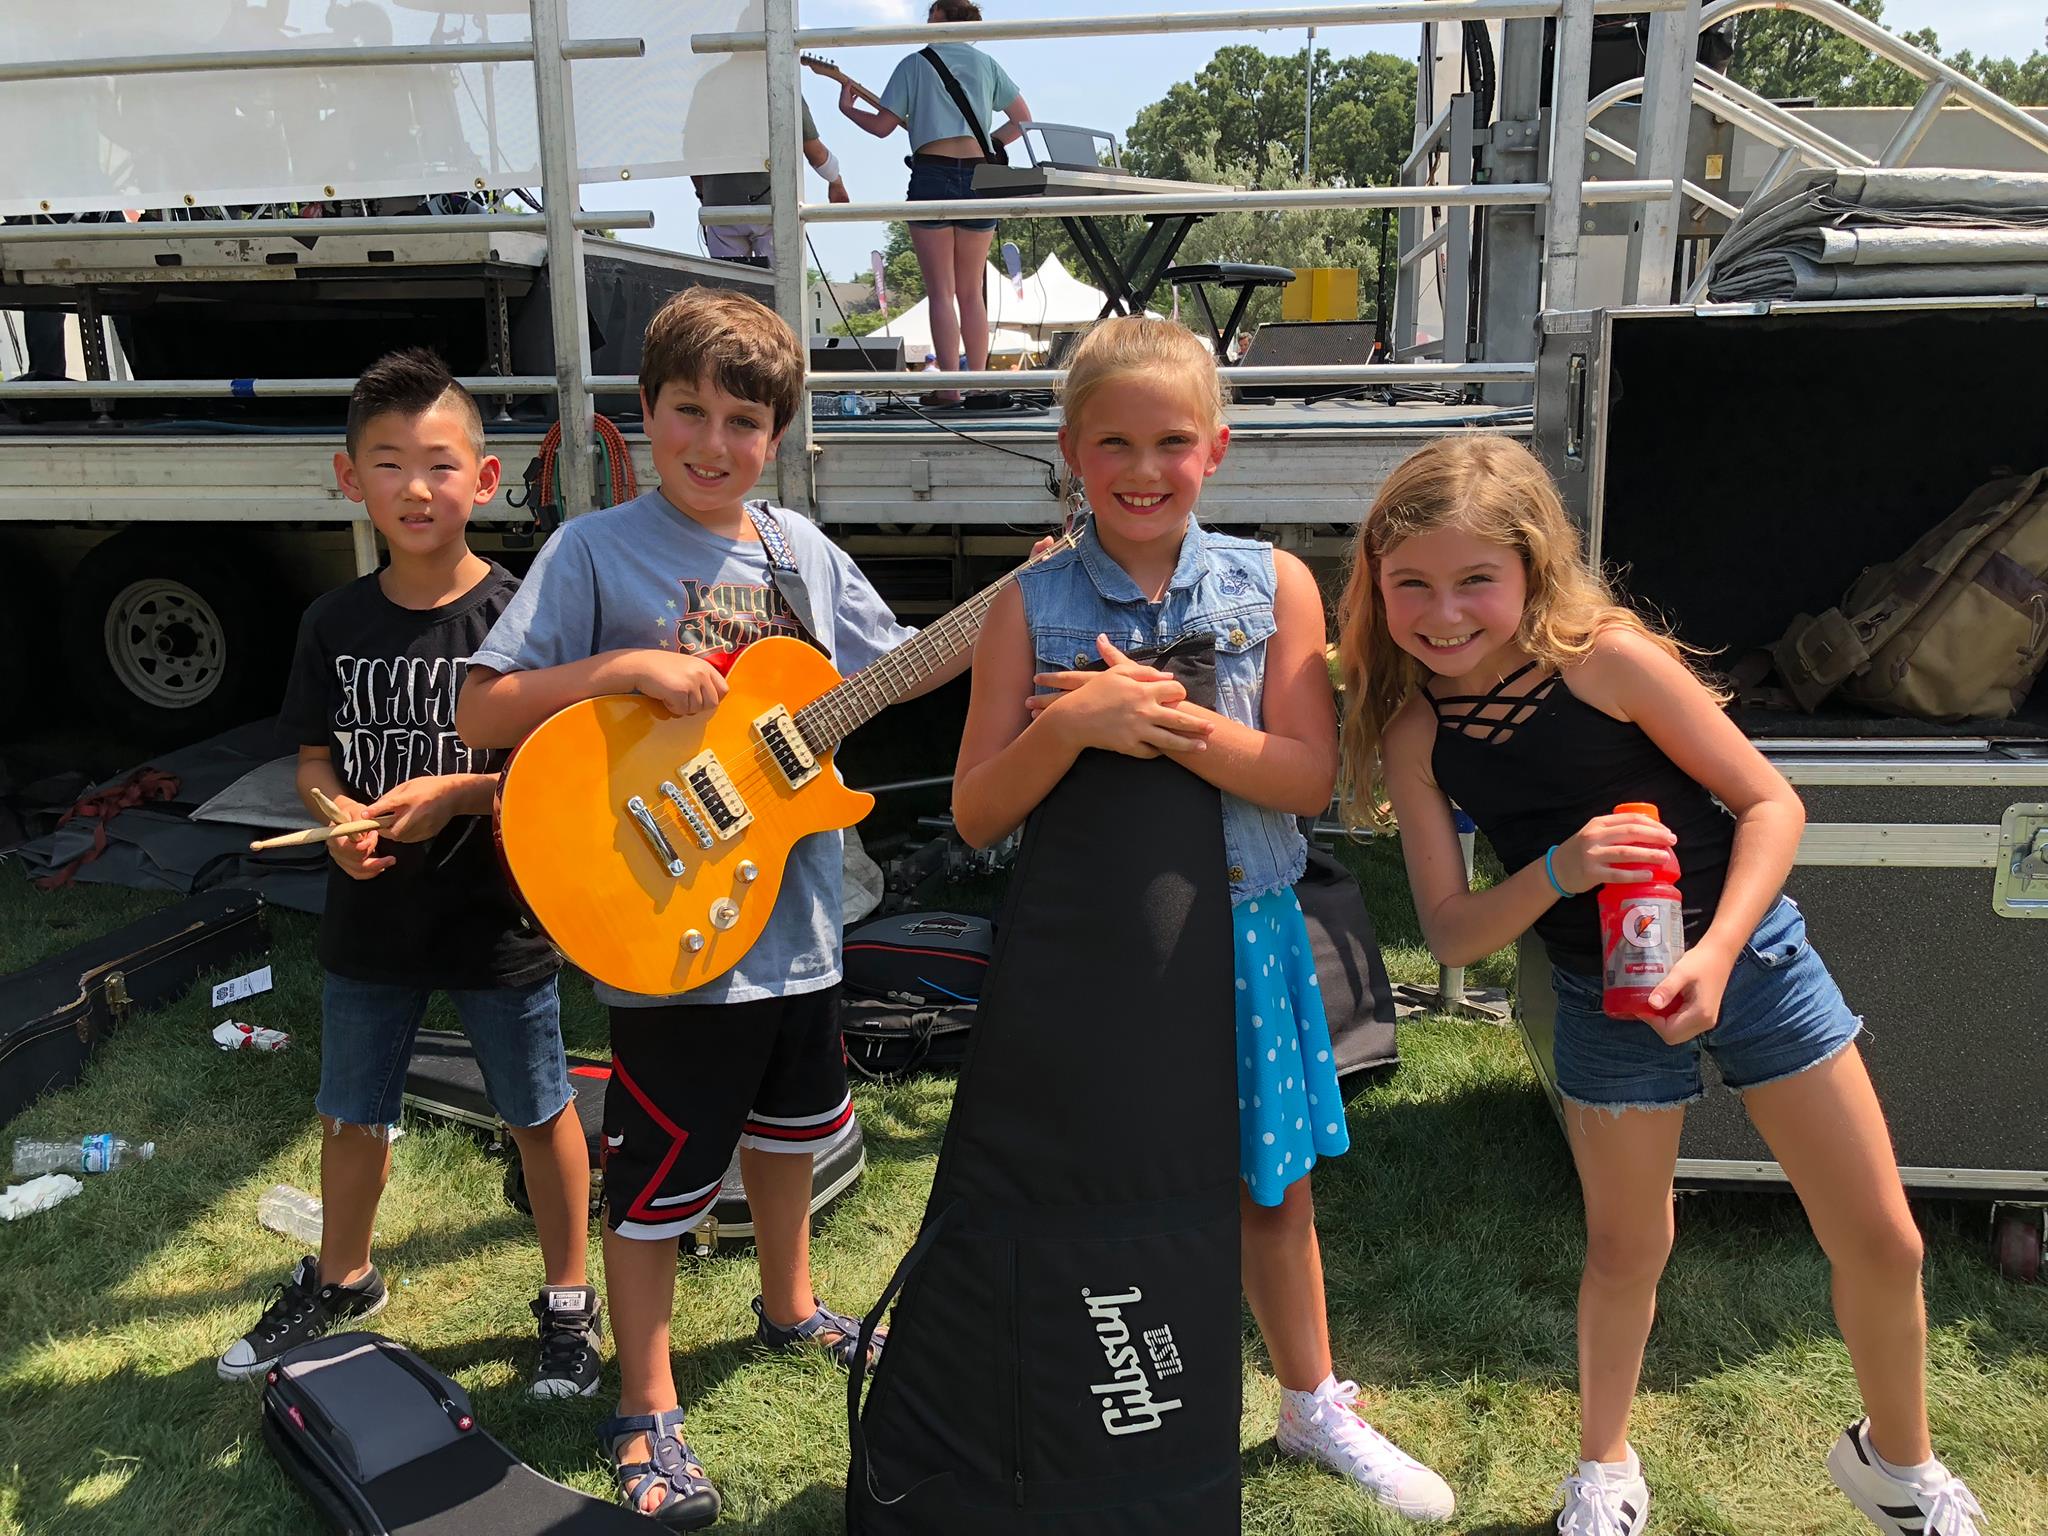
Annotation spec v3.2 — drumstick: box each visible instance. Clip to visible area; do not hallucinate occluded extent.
[250,816,393,852]
[308,785,349,825]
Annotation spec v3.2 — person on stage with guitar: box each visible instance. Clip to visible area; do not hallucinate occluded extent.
[692,97,849,268]
[457,289,965,1529]
[824,0,1032,403]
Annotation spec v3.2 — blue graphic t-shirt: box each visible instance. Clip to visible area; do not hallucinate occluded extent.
[470,489,915,1006]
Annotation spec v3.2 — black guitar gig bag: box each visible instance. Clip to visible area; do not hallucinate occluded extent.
[846,639,1241,1533]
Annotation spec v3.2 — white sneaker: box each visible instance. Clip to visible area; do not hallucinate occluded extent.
[1276,1379,1456,1521]
[1555,1449,1649,1536]
[1828,1418,1986,1536]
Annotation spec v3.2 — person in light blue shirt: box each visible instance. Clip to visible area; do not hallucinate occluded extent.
[836,0,1032,402]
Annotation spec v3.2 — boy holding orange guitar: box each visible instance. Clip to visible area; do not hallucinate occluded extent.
[459,288,961,1527]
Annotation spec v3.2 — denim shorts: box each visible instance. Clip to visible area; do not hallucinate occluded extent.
[316,971,570,1130]
[906,158,996,230]
[1548,897,1863,1111]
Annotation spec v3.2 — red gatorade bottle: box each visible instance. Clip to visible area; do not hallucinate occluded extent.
[1598,801,1684,1020]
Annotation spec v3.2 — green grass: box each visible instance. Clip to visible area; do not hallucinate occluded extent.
[1,852,2043,1536]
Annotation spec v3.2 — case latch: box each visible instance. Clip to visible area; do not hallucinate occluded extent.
[1993,804,2048,918]
[82,971,133,1041]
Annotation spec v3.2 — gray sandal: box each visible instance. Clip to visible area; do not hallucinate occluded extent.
[596,1407,720,1529]
[751,1294,885,1370]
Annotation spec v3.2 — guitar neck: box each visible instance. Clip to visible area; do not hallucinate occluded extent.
[796,564,1020,752]
[803,60,886,112]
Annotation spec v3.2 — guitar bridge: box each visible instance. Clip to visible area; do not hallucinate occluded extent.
[660,780,715,850]
[754,706,819,790]
[681,751,752,840]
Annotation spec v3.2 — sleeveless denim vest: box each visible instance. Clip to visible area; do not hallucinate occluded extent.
[1015,516,1307,902]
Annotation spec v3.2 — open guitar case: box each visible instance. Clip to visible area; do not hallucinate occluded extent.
[846,638,1242,1533]
[261,1331,655,1534]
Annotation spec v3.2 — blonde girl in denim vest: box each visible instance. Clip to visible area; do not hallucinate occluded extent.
[951,317,1454,1521]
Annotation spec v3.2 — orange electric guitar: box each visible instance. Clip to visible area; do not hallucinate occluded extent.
[496,531,1075,996]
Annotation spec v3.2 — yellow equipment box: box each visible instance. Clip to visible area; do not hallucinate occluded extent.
[1281,268,1359,322]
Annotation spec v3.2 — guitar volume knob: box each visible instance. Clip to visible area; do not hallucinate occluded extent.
[736,860,759,884]
[709,898,740,930]
[683,929,706,952]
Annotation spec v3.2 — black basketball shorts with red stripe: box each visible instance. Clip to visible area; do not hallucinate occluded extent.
[601,986,854,1241]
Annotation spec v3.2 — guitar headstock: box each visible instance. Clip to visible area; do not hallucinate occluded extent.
[1025,519,1085,567]
[798,53,844,81]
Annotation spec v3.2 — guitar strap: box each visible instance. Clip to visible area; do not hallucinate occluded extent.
[918,46,1008,165]
[744,501,829,655]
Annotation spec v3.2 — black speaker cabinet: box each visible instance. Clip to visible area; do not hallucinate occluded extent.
[810,335,905,374]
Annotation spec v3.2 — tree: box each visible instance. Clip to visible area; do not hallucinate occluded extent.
[1723,0,2048,108]
[1124,44,1414,190]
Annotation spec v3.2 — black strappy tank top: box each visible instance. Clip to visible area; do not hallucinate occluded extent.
[1425,662,1734,975]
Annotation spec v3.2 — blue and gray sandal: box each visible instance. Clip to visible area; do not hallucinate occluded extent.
[751,1295,885,1370]
[596,1407,720,1530]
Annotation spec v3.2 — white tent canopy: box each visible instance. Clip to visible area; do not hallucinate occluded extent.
[876,254,1108,357]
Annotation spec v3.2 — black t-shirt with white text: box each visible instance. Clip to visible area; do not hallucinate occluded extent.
[279,562,557,989]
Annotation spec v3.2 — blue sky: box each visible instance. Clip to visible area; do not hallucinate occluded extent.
[589,0,2041,283]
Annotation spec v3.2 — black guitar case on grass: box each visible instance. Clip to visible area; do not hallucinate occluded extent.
[261,1331,653,1534]
[0,889,266,1124]
[847,644,1241,1533]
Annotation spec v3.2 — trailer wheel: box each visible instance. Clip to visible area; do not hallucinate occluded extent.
[63,530,289,743]
[1992,1206,2044,1283]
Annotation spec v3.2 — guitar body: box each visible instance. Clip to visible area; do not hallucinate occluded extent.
[497,637,873,997]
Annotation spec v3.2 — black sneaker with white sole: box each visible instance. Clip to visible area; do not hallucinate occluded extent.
[530,1284,603,1399]
[216,1255,388,1381]
[1828,1418,1986,1536]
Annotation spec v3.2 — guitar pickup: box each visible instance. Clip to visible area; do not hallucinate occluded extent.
[754,706,820,790]
[681,751,752,840]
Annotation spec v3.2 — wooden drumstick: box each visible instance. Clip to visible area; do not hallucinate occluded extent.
[249,816,393,852]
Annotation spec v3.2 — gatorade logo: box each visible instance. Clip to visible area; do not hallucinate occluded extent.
[1623,905,1663,949]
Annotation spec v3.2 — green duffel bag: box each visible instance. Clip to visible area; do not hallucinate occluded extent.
[1774,468,2048,722]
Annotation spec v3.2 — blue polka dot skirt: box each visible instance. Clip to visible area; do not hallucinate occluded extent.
[1234,887,1349,1206]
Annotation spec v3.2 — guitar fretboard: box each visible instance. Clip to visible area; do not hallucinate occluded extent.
[794,563,1025,754]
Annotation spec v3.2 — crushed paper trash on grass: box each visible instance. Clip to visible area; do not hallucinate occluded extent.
[214,1020,290,1052]
[0,1173,83,1219]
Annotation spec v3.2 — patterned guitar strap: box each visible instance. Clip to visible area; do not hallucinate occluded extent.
[743,501,829,655]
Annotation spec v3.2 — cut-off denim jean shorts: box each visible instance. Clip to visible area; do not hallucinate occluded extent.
[905,156,997,230]
[316,971,569,1131]
[1548,897,1863,1112]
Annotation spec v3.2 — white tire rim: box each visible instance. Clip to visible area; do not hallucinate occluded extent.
[102,577,228,709]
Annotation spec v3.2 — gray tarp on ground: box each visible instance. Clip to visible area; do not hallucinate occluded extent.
[1706,167,2048,302]
[7,720,329,912]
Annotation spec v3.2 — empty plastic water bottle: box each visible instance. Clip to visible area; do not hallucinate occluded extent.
[837,392,876,418]
[11,1134,156,1177]
[257,1183,325,1246]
